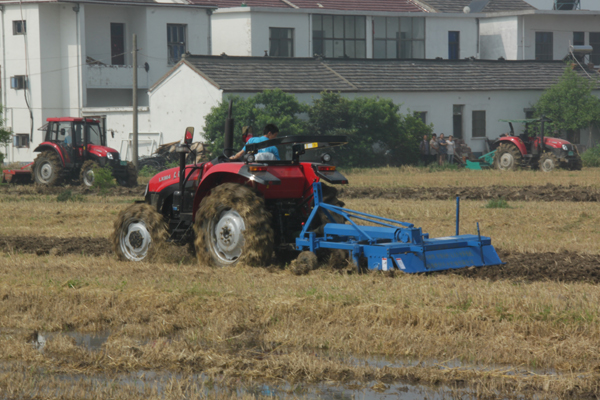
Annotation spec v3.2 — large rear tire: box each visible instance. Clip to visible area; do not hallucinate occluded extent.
[538,152,558,172]
[493,143,522,171]
[194,183,273,267]
[80,160,99,187]
[121,162,138,187]
[111,203,167,261]
[33,151,63,186]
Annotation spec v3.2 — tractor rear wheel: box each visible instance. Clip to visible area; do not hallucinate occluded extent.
[538,152,558,172]
[33,151,63,186]
[80,160,99,187]
[493,143,522,171]
[111,203,167,261]
[194,183,273,267]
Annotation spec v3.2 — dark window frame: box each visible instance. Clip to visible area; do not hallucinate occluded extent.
[10,75,26,90]
[590,32,600,65]
[312,15,366,59]
[12,20,26,35]
[373,16,425,59]
[14,134,29,148]
[167,23,187,65]
[110,23,125,66]
[472,110,486,138]
[414,111,427,124]
[535,32,553,61]
[269,27,294,57]
[448,31,460,60]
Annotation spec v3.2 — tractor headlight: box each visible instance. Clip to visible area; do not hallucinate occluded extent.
[106,152,114,160]
[321,153,332,164]
[562,144,568,151]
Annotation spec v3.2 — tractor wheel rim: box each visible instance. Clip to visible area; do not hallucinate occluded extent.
[499,153,513,169]
[541,159,554,171]
[120,219,152,261]
[83,169,94,186]
[39,162,53,182]
[209,210,245,264]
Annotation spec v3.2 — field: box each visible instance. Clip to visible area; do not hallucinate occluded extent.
[1,167,600,399]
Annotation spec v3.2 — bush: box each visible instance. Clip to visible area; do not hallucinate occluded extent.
[138,165,159,178]
[92,166,116,190]
[581,144,600,167]
[485,198,510,209]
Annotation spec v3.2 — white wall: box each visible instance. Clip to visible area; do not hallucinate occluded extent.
[425,17,478,59]
[522,14,600,60]
[524,0,600,10]
[212,11,254,56]
[480,16,520,60]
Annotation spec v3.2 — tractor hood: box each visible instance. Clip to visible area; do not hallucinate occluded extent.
[544,137,572,148]
[88,144,119,158]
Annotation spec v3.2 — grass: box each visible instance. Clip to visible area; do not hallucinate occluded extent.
[485,198,510,208]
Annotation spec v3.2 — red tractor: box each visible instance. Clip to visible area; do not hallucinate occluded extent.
[492,117,582,172]
[25,117,136,187]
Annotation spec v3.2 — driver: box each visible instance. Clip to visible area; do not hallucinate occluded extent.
[230,124,280,161]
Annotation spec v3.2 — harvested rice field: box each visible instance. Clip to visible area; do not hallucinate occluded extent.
[1,167,600,399]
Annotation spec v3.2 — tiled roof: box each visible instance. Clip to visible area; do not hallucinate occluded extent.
[420,0,535,13]
[192,0,428,12]
[174,55,594,93]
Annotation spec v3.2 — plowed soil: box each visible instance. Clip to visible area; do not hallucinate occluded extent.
[1,236,599,284]
[0,184,143,197]
[339,184,600,202]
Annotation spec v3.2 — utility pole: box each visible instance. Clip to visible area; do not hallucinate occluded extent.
[132,34,138,168]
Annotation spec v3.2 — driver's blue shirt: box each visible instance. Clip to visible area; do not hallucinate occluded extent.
[243,136,280,160]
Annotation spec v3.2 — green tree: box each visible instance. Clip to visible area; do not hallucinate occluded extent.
[309,91,431,167]
[0,107,12,164]
[534,65,600,136]
[202,89,309,159]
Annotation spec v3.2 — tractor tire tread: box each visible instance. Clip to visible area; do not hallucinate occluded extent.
[111,203,167,261]
[80,160,99,187]
[33,151,63,186]
[493,143,522,171]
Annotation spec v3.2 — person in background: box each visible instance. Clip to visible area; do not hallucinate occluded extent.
[230,124,280,161]
[446,135,455,164]
[429,134,438,165]
[419,134,429,165]
[438,133,447,165]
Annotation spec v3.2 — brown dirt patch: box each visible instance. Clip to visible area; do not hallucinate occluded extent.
[0,183,144,197]
[445,249,600,284]
[0,235,111,257]
[339,183,600,202]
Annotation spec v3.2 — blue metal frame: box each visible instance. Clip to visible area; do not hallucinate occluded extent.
[296,182,503,273]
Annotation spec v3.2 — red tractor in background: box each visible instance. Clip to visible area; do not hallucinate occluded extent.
[492,116,582,172]
[18,117,137,187]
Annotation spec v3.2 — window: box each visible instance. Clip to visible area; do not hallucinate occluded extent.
[111,23,125,66]
[448,31,460,60]
[535,32,553,60]
[573,32,584,46]
[167,24,187,64]
[270,28,294,57]
[13,134,29,148]
[414,111,427,124]
[13,20,26,35]
[591,32,600,65]
[453,105,463,139]
[313,15,366,58]
[10,75,26,90]
[472,111,486,138]
[373,17,425,59]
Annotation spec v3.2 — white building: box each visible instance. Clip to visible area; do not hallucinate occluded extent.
[97,55,600,157]
[0,0,213,164]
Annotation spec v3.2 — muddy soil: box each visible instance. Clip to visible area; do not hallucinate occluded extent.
[1,236,600,284]
[0,236,111,257]
[338,184,600,202]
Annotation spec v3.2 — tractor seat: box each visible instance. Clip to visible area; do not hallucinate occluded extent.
[254,152,276,161]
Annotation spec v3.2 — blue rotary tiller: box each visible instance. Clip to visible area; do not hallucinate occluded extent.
[296,183,503,273]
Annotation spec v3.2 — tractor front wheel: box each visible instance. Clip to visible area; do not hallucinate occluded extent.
[194,183,273,267]
[80,160,99,187]
[538,152,558,172]
[111,203,167,261]
[33,151,63,186]
[493,143,522,171]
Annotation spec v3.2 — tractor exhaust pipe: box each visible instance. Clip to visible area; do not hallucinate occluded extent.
[223,99,234,158]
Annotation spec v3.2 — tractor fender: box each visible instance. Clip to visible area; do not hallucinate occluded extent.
[33,143,65,166]
[496,137,527,156]
[192,170,248,220]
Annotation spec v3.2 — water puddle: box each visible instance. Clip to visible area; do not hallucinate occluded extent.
[32,330,112,352]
